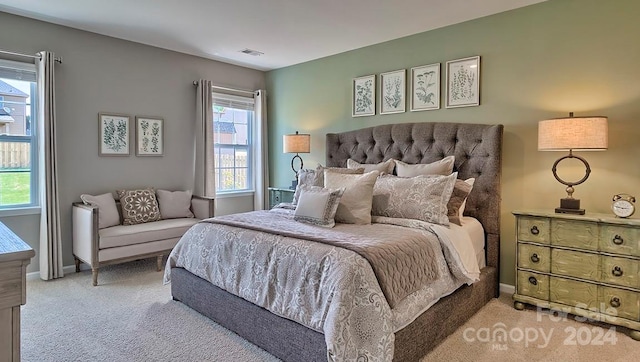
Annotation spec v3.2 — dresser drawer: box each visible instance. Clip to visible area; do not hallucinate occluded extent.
[518,217,550,244]
[600,255,640,289]
[518,243,550,272]
[599,225,640,257]
[550,277,599,310]
[551,248,600,280]
[517,271,549,300]
[551,219,599,250]
[600,286,640,321]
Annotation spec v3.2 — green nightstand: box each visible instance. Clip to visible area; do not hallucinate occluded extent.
[268,187,295,209]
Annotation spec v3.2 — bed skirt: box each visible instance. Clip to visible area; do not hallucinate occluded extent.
[171,266,497,361]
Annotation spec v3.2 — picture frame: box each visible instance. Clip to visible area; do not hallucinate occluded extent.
[135,116,164,156]
[446,56,480,108]
[380,69,406,114]
[98,113,131,156]
[352,75,376,117]
[410,63,440,111]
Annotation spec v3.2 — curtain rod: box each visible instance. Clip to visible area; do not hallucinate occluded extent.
[0,49,62,63]
[192,81,255,96]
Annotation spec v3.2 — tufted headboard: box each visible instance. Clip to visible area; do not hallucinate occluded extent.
[326,122,503,270]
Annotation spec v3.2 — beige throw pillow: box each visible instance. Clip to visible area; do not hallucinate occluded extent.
[156,190,195,219]
[293,165,364,204]
[395,156,455,177]
[116,188,162,225]
[347,158,396,174]
[372,173,458,225]
[447,178,474,226]
[324,170,379,224]
[80,193,120,229]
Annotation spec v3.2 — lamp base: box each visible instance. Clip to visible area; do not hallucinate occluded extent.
[555,198,585,215]
[290,180,298,190]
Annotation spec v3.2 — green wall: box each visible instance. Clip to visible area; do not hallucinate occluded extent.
[265,0,640,285]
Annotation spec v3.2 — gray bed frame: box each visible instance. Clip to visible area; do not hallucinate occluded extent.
[171,122,503,361]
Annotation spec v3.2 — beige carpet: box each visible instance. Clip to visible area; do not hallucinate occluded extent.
[22,259,639,362]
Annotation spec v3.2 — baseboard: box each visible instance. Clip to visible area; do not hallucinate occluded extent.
[26,264,87,281]
[499,283,515,295]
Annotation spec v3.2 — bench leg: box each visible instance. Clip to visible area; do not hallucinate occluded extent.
[75,257,81,273]
[156,255,163,272]
[92,268,98,286]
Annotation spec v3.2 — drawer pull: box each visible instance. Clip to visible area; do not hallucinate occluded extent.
[612,266,624,277]
[528,276,538,286]
[530,253,540,263]
[613,235,624,245]
[610,297,621,308]
[530,226,539,235]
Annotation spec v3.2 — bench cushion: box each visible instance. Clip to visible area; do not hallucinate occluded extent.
[99,218,199,249]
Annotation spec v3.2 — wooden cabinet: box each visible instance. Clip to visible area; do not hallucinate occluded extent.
[513,211,640,341]
[0,222,35,362]
[268,187,295,209]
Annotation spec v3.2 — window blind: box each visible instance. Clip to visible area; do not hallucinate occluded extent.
[0,59,36,82]
[213,92,254,111]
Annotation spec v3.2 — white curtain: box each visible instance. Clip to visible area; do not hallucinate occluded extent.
[37,51,63,280]
[194,80,216,198]
[253,90,269,210]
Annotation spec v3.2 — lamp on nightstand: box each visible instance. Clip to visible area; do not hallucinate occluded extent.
[283,131,310,189]
[538,112,608,215]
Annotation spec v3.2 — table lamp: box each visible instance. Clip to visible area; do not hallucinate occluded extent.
[538,112,608,214]
[283,131,310,189]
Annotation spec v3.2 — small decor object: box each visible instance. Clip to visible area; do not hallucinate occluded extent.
[446,56,480,108]
[352,75,375,117]
[380,69,406,114]
[99,113,130,156]
[135,116,164,156]
[612,194,635,218]
[283,131,311,189]
[410,63,440,111]
[538,112,608,214]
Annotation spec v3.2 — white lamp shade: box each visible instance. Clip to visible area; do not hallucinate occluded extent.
[538,116,608,151]
[283,132,310,153]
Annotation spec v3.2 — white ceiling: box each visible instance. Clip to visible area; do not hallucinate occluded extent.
[0,0,546,71]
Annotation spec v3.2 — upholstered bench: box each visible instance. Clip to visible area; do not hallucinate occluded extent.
[72,189,213,286]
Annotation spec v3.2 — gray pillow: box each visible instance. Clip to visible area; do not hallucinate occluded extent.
[372,173,458,225]
[156,190,194,219]
[325,170,379,224]
[116,188,162,225]
[447,179,473,226]
[294,185,344,228]
[347,158,395,174]
[395,156,455,177]
[80,192,120,229]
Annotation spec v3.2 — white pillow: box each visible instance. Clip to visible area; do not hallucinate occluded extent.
[324,170,380,224]
[347,158,395,174]
[156,190,195,219]
[294,185,344,228]
[395,156,455,177]
[80,193,120,229]
[371,173,458,225]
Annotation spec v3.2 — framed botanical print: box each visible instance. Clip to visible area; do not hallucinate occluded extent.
[98,113,130,156]
[446,56,480,108]
[410,63,440,111]
[135,116,164,156]
[380,69,406,114]
[352,74,376,117]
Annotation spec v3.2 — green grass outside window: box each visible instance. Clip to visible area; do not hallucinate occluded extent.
[0,171,31,206]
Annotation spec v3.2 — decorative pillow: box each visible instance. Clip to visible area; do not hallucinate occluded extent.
[324,170,379,224]
[372,173,458,225]
[458,178,475,220]
[293,165,364,204]
[156,190,194,219]
[116,188,162,225]
[347,158,395,174]
[80,193,120,229]
[395,156,455,177]
[294,185,345,228]
[447,178,474,226]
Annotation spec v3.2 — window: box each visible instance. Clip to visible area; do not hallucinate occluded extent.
[0,59,38,210]
[212,92,254,193]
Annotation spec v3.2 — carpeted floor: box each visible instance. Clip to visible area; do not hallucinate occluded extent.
[22,259,638,362]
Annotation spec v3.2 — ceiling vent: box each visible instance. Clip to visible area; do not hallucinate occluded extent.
[240,48,264,56]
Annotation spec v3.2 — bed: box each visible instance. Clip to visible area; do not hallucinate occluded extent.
[166,122,503,361]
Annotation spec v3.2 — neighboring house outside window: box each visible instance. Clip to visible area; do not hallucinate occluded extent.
[212,92,254,193]
[0,60,38,212]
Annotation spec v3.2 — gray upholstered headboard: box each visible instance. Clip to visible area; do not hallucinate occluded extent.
[326,122,503,270]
